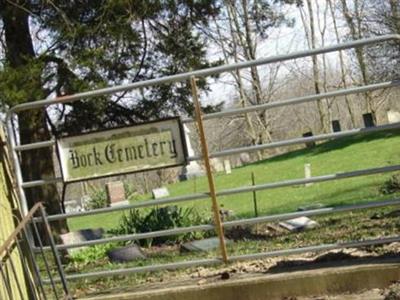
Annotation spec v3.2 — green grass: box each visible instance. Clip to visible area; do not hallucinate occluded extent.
[67,130,400,231]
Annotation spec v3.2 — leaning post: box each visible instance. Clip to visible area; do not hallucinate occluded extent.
[190,76,228,264]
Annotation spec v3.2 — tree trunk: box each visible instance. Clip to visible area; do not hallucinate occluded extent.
[2,2,68,233]
[340,0,376,123]
[328,0,356,128]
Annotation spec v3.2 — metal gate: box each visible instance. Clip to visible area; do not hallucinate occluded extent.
[5,34,400,297]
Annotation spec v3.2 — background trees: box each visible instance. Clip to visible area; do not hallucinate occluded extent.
[0,0,221,231]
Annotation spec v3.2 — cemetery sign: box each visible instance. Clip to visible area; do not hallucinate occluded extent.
[57,118,187,182]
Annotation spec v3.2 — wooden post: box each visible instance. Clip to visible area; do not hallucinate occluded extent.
[190,76,228,263]
[251,172,258,217]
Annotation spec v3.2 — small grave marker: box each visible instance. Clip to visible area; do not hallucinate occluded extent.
[363,113,375,128]
[60,228,104,254]
[331,120,341,132]
[279,216,318,232]
[181,237,231,252]
[387,110,400,124]
[107,245,146,263]
[224,160,232,174]
[302,132,316,148]
[304,163,312,187]
[106,181,128,207]
[152,187,170,199]
[211,158,225,172]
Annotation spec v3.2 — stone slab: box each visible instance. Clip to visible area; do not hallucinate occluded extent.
[279,216,318,231]
[107,245,146,263]
[60,228,104,254]
[181,237,231,252]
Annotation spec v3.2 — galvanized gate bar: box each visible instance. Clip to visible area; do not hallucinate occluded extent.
[191,122,400,161]
[36,197,400,252]
[182,79,400,124]
[11,79,400,154]
[21,121,400,189]
[33,163,400,224]
[7,34,400,114]
[229,235,400,262]
[223,198,400,228]
[44,258,222,283]
[5,35,400,292]
[44,235,400,283]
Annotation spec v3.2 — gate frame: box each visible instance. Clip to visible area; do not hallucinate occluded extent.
[4,34,400,289]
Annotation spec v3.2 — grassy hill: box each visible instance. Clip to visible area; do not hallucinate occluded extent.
[68,129,400,231]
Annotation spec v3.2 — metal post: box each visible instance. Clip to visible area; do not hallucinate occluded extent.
[15,236,39,300]
[190,76,228,263]
[32,219,60,299]
[251,172,259,217]
[39,206,71,299]
[0,262,14,300]
[5,246,25,300]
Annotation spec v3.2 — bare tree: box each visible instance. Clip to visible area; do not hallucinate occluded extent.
[327,0,356,127]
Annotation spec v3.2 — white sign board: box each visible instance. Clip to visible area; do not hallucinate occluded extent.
[57,118,187,182]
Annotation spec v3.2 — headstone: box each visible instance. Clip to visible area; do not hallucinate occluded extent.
[152,187,169,199]
[60,228,104,254]
[181,237,231,252]
[210,158,225,173]
[107,245,146,263]
[387,110,400,124]
[362,113,375,128]
[106,181,128,207]
[304,163,312,187]
[279,217,318,232]
[331,120,341,132]
[239,152,251,164]
[224,160,232,174]
[64,200,82,213]
[80,195,92,211]
[302,132,316,148]
[180,125,205,180]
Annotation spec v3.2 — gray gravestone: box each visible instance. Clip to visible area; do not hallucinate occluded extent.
[60,228,104,254]
[107,245,146,263]
[181,237,231,252]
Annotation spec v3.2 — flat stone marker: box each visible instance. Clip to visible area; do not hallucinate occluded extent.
[297,203,325,211]
[60,228,104,254]
[106,181,126,206]
[152,187,169,199]
[279,216,318,232]
[107,245,146,263]
[181,237,231,252]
